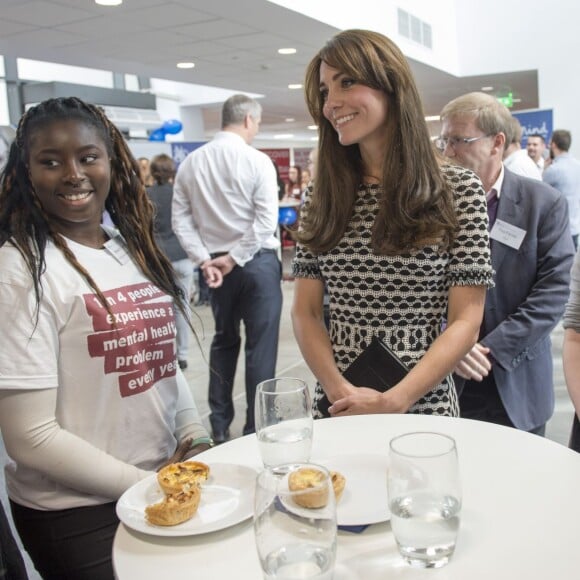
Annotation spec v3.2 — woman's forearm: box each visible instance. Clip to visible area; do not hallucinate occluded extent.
[389,319,479,410]
[0,389,151,500]
[291,312,352,403]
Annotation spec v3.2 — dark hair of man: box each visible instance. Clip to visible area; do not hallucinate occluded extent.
[150,153,176,185]
[300,29,457,255]
[528,133,545,144]
[0,97,187,325]
[221,94,261,128]
[552,129,572,152]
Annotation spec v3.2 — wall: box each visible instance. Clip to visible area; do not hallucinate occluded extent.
[268,0,459,73]
[454,0,580,154]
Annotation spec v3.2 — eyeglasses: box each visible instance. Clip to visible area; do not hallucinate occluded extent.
[435,135,490,151]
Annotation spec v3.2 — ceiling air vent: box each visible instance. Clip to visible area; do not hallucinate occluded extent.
[101,106,161,131]
[398,7,432,49]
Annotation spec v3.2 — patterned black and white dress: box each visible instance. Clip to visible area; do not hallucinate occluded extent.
[292,164,494,418]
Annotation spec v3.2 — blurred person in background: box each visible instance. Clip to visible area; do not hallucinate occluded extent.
[283,164,302,202]
[543,129,580,249]
[526,133,546,171]
[138,156,154,187]
[173,94,282,443]
[147,153,193,369]
[502,116,542,180]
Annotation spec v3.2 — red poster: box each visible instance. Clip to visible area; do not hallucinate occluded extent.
[260,148,290,183]
[293,148,313,172]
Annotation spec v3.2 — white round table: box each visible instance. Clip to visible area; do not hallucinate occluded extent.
[113,414,580,579]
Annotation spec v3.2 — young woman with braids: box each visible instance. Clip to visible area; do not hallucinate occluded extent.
[291,30,494,419]
[0,97,210,579]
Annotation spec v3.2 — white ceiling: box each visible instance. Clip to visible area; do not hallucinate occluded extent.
[0,0,538,141]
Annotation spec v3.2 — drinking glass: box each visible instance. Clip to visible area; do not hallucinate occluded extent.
[254,463,337,579]
[255,378,313,467]
[387,432,461,568]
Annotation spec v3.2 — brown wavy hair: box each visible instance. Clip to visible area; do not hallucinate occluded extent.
[299,29,457,254]
[0,97,188,326]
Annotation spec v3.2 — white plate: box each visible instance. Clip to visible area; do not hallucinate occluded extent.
[319,454,390,526]
[116,463,257,536]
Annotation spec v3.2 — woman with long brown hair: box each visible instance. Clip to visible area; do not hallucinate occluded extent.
[0,97,210,579]
[292,30,494,418]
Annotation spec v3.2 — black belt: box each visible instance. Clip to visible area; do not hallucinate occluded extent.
[210,248,276,259]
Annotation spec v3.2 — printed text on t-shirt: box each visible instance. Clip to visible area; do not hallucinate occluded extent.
[84,282,177,397]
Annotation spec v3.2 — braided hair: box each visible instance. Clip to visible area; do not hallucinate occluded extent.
[0,97,188,325]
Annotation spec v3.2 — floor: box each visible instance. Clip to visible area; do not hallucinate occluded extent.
[1,248,576,578]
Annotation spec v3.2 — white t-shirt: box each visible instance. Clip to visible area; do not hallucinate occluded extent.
[0,232,186,509]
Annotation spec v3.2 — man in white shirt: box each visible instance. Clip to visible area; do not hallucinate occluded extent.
[173,94,282,442]
[526,134,546,171]
[503,116,542,180]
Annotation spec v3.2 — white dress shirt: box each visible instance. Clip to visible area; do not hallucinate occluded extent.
[172,131,279,267]
[504,149,542,181]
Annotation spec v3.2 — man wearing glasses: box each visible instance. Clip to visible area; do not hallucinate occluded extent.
[438,92,574,436]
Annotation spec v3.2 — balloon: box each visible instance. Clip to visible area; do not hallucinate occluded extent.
[148,128,166,142]
[278,207,298,226]
[162,119,183,135]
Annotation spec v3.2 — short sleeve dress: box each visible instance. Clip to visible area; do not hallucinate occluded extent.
[292,164,494,418]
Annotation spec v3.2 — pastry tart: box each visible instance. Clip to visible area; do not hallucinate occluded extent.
[288,467,346,508]
[145,486,201,526]
[157,461,210,495]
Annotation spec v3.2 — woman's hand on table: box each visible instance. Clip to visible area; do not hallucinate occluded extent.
[328,388,410,416]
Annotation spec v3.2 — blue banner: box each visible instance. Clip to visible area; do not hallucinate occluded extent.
[171,142,207,167]
[512,109,553,147]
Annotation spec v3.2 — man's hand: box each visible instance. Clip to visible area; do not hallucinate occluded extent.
[201,255,236,288]
[208,254,237,277]
[201,262,223,288]
[454,342,492,381]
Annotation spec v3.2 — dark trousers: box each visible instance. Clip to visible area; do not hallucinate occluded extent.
[0,501,27,580]
[197,267,210,304]
[10,500,117,580]
[208,249,282,435]
[459,372,546,436]
[570,413,580,453]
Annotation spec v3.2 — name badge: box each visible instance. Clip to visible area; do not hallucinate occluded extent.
[490,219,526,250]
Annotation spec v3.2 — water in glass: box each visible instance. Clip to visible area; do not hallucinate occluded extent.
[262,544,334,579]
[390,492,460,567]
[257,418,312,467]
[387,431,461,569]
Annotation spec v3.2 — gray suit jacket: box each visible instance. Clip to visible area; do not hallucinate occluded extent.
[459,168,574,430]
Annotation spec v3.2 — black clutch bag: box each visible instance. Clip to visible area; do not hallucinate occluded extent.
[318,336,409,416]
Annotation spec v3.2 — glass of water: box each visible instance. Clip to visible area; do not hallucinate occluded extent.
[254,463,337,579]
[255,377,313,467]
[387,432,461,568]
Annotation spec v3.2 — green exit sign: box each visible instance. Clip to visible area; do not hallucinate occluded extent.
[497,93,514,108]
